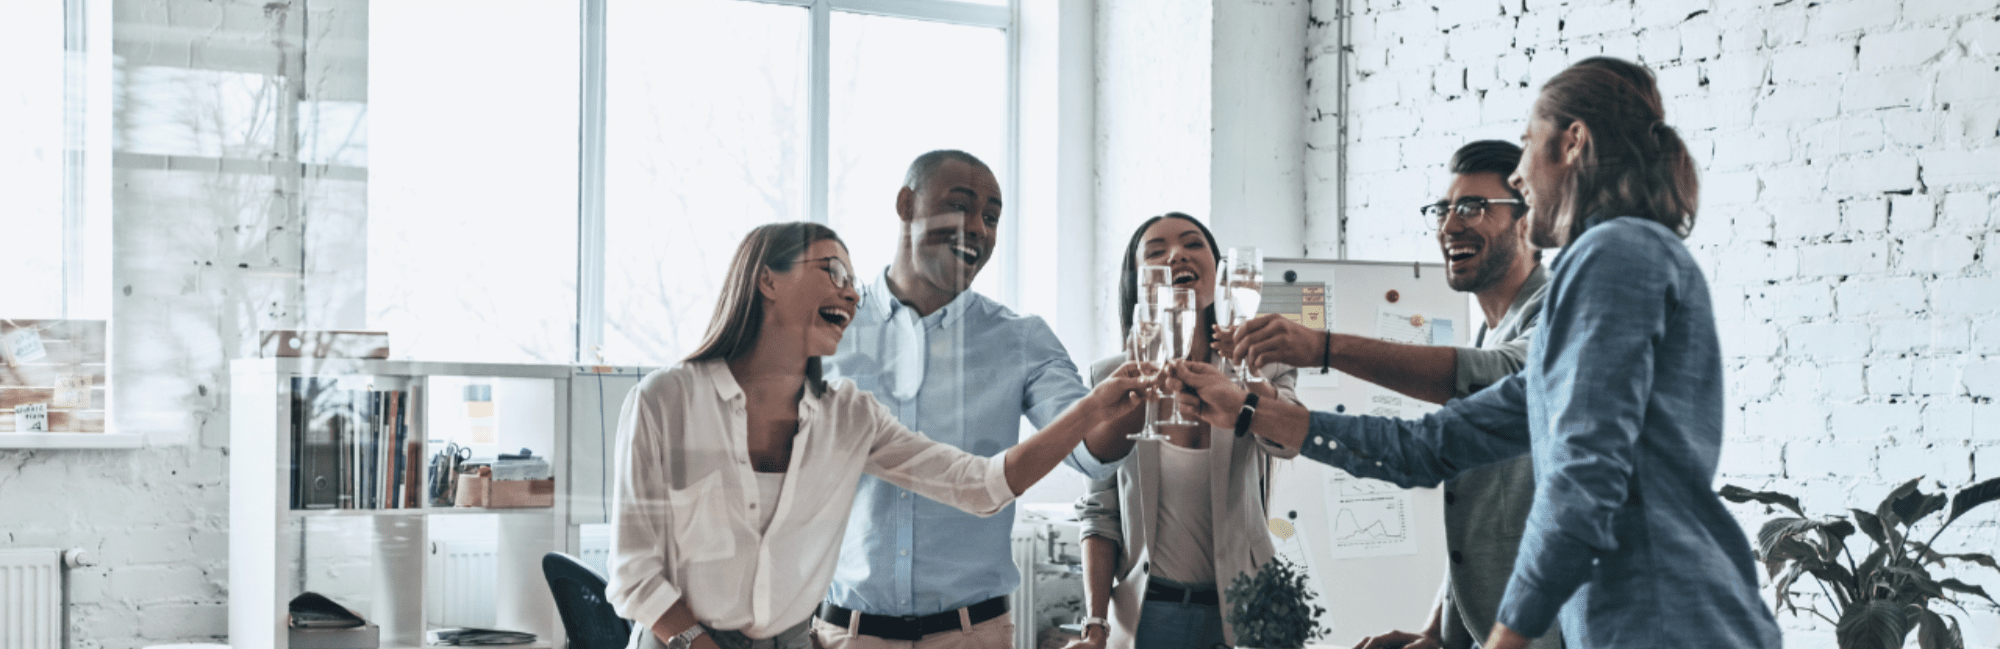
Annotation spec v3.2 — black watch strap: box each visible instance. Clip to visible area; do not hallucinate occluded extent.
[1233,391,1260,438]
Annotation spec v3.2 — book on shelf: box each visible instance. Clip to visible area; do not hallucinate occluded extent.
[290,378,421,510]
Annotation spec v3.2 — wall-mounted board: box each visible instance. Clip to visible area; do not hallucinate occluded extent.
[1259,258,1473,647]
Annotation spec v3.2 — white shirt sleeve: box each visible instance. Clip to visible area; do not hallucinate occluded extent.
[605,380,684,631]
[854,390,1017,516]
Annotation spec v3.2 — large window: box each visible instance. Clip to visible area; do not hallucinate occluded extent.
[0,0,110,321]
[244,0,1012,367]
[367,1,581,364]
[588,0,1015,366]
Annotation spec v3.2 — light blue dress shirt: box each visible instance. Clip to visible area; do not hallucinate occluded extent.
[1296,217,1781,647]
[822,269,1118,616]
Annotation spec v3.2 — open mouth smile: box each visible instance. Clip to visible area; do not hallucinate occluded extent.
[1446,240,1482,265]
[818,307,853,328]
[1172,269,1199,286]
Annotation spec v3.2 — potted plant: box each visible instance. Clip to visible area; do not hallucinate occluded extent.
[1720,476,2000,649]
[1224,555,1328,649]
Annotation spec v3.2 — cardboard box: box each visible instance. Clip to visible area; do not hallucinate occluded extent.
[487,478,555,508]
[453,472,488,508]
[260,330,390,359]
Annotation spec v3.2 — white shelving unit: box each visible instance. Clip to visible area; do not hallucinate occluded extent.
[230,357,578,649]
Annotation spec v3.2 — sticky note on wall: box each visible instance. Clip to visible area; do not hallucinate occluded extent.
[15,403,49,432]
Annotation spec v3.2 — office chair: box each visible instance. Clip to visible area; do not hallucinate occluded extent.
[541,552,633,649]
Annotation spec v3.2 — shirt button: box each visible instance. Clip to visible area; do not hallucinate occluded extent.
[900,549,910,556]
[1445,491,1456,505]
[1450,550,1465,564]
[901,491,909,499]
[749,503,757,509]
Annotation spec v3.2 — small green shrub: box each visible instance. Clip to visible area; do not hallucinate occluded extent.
[1721,476,2000,649]
[1224,555,1328,649]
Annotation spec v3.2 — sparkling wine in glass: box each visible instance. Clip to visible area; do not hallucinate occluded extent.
[1126,303,1167,441]
[1157,287,1200,427]
[1225,247,1265,382]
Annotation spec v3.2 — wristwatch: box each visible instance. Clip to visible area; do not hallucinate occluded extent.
[664,624,705,649]
[1081,616,1109,638]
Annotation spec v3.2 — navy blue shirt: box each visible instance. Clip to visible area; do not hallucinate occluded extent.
[1297,217,1780,647]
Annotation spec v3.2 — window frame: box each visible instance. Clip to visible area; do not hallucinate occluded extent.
[574,0,1019,364]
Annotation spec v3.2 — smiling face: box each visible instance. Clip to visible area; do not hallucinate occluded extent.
[1437,172,1530,294]
[897,158,1003,300]
[760,239,860,358]
[1511,110,1581,249]
[1138,217,1219,309]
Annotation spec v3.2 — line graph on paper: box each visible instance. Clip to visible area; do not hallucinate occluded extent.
[1322,471,1418,558]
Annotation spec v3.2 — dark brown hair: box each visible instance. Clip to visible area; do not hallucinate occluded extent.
[1117,213,1221,340]
[1534,56,1699,242]
[685,221,846,397]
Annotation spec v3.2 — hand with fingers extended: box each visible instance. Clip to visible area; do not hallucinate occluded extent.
[1216,313,1328,371]
[1351,629,1441,649]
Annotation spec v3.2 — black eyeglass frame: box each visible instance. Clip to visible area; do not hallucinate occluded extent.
[797,255,856,290]
[1417,196,1527,230]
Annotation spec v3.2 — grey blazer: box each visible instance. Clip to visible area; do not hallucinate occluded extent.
[1440,266,1562,649]
[1074,354,1301,649]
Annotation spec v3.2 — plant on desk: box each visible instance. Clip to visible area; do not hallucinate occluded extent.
[1224,554,1327,649]
[1721,476,2000,649]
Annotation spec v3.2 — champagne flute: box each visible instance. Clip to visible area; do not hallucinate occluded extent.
[1156,287,1201,426]
[1225,247,1265,383]
[1138,264,1172,297]
[1126,303,1168,441]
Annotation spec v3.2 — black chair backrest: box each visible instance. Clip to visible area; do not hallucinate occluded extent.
[542,551,634,649]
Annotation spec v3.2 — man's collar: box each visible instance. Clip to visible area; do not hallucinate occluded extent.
[869,266,975,328]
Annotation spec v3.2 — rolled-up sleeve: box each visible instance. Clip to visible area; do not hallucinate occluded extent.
[1494,227,1669,639]
[1074,472,1124,543]
[606,382,683,631]
[1018,318,1117,480]
[862,397,1017,517]
[1454,339,1530,398]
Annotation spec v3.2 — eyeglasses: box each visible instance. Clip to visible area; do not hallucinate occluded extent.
[1418,196,1526,229]
[798,256,855,290]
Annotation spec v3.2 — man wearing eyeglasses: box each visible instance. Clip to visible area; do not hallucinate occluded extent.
[815,149,1122,649]
[1223,140,1559,649]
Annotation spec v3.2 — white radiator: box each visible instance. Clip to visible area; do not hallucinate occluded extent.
[0,548,62,649]
[429,539,498,629]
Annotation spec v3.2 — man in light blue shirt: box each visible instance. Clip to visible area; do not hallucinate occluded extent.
[815,150,1123,648]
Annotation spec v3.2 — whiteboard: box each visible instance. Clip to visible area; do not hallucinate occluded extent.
[1258,258,1471,648]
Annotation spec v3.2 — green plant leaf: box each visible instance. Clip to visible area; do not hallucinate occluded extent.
[1945,476,2000,526]
[1879,565,1947,600]
[1916,608,1963,649]
[1938,578,1995,604]
[1819,518,1856,563]
[1836,599,1914,649]
[1773,561,1806,614]
[1853,509,1890,548]
[1893,492,1951,527]
[1878,477,1924,530]
[1858,546,1891,600]
[1721,484,1807,517]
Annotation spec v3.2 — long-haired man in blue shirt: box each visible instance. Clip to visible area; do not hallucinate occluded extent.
[1173,57,1783,649]
[814,150,1126,649]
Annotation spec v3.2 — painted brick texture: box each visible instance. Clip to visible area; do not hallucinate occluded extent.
[1308,0,2000,642]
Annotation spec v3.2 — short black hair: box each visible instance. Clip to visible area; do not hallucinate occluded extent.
[1448,140,1538,260]
[904,149,993,190]
[1449,140,1523,186]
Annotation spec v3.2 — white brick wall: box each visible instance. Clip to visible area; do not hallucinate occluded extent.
[1309,0,2000,640]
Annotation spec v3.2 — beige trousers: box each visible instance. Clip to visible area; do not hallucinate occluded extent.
[810,611,1013,649]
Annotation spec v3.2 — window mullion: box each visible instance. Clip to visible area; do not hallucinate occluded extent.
[578,0,609,362]
[809,0,832,224]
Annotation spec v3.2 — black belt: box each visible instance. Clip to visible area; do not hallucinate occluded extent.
[817,597,1008,642]
[1144,580,1219,606]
